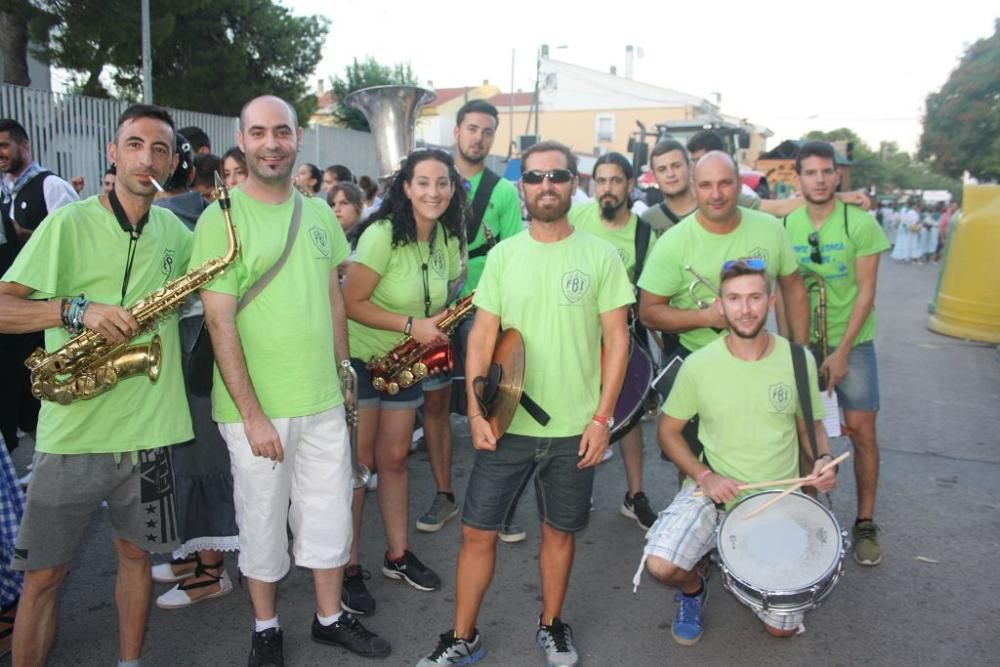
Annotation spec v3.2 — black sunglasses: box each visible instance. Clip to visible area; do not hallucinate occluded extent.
[522,169,574,185]
[807,232,823,264]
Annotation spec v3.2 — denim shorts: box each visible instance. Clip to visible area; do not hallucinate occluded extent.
[422,372,451,393]
[832,340,880,412]
[351,358,424,410]
[462,433,594,533]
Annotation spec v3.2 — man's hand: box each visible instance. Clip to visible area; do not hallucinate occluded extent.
[819,347,849,393]
[70,176,85,194]
[702,304,727,331]
[469,415,497,452]
[82,303,139,343]
[244,412,284,463]
[700,472,742,504]
[837,190,872,210]
[577,421,610,469]
[806,457,837,493]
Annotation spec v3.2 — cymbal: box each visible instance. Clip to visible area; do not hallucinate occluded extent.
[484,329,525,439]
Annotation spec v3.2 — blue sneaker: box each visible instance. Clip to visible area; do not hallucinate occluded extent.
[671,578,707,646]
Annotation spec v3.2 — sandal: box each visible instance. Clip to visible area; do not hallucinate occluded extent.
[156,557,232,610]
[152,554,199,584]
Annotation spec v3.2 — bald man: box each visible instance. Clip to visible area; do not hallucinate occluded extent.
[637,151,809,463]
[190,96,389,665]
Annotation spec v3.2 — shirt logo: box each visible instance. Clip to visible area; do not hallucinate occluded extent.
[769,382,793,412]
[309,225,331,257]
[561,269,591,303]
[747,247,770,266]
[161,249,175,277]
[431,246,446,277]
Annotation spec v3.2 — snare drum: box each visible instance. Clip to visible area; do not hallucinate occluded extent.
[716,491,847,616]
[610,339,654,442]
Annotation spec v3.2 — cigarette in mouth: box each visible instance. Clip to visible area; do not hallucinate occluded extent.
[149,177,165,193]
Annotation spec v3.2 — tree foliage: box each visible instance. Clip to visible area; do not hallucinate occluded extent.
[24,0,328,119]
[328,57,419,131]
[919,18,1000,182]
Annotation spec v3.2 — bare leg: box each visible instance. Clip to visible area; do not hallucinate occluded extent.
[453,526,498,637]
[247,579,278,622]
[619,427,644,497]
[374,408,418,558]
[845,410,879,519]
[539,523,574,623]
[422,385,453,494]
[312,567,345,617]
[11,564,68,667]
[644,555,701,595]
[113,538,152,662]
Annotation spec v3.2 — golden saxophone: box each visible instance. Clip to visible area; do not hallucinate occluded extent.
[368,292,475,395]
[26,174,240,405]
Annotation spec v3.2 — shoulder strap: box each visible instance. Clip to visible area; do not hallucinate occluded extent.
[658,201,681,224]
[843,201,850,238]
[467,168,501,247]
[790,342,819,461]
[237,193,302,313]
[633,216,652,284]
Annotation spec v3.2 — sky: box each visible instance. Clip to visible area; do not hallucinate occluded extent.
[289,0,996,155]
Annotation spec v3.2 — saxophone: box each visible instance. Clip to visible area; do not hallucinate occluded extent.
[368,293,475,395]
[26,173,240,405]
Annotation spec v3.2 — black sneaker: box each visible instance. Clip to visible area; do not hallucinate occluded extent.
[248,627,284,667]
[382,549,441,591]
[621,491,657,530]
[416,629,485,666]
[341,564,376,615]
[312,612,391,658]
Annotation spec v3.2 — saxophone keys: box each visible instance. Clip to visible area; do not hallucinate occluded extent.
[398,370,415,387]
[372,376,386,392]
[411,363,428,380]
[386,382,400,395]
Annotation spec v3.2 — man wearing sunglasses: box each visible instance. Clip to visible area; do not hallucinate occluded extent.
[418,142,633,667]
[783,140,890,567]
[634,259,836,645]
[568,152,658,531]
[637,151,809,463]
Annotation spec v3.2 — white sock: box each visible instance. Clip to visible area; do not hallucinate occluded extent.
[255,616,280,633]
[118,661,141,667]
[316,611,343,626]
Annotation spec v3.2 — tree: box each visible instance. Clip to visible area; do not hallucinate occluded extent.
[919,19,1000,182]
[328,57,419,131]
[24,0,328,118]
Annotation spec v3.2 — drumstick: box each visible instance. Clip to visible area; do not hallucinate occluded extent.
[743,452,850,519]
[692,475,810,496]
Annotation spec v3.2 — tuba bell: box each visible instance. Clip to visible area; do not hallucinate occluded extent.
[344,85,436,178]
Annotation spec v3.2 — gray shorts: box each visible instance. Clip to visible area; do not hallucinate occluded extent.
[462,433,594,533]
[14,448,179,571]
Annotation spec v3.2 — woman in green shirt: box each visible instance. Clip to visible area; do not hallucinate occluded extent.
[342,149,465,612]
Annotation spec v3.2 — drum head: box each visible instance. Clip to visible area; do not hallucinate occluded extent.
[610,340,654,443]
[717,491,841,592]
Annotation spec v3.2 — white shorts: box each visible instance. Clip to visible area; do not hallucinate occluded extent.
[220,405,353,582]
[634,485,806,632]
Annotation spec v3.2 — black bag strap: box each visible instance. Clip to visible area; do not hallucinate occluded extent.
[467,168,501,249]
[790,342,819,461]
[236,192,302,313]
[658,201,681,224]
[633,216,652,282]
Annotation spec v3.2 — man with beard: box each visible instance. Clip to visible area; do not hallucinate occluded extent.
[782,141,889,566]
[415,100,524,543]
[0,120,79,454]
[417,142,633,666]
[568,152,657,530]
[634,259,837,645]
[191,96,388,665]
[1,104,192,667]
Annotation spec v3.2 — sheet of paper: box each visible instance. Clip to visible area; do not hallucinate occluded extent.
[822,390,842,437]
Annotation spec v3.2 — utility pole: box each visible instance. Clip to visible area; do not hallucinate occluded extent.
[141,0,152,103]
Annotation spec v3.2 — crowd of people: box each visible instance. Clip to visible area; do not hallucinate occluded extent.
[882,200,957,264]
[0,95,897,667]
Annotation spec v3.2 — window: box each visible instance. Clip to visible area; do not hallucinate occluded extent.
[595,114,614,143]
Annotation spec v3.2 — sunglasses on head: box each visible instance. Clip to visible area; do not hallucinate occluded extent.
[522,168,574,185]
[807,232,823,264]
[722,257,767,271]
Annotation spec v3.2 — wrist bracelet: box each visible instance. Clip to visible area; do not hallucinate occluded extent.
[591,414,610,426]
[469,412,484,420]
[403,316,413,336]
[696,469,713,486]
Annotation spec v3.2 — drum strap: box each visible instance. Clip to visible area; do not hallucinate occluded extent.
[790,342,819,462]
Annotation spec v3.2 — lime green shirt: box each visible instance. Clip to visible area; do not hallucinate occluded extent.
[783,202,890,348]
[459,171,524,298]
[663,335,824,507]
[474,229,635,437]
[637,207,799,352]
[2,196,194,454]
[348,219,462,363]
[190,190,350,423]
[568,202,653,283]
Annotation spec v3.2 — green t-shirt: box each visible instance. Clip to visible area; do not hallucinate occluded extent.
[783,201,890,348]
[2,196,194,454]
[190,190,350,423]
[474,229,634,437]
[348,219,462,363]
[663,335,824,507]
[637,207,799,352]
[641,192,759,237]
[568,202,653,283]
[459,170,524,297]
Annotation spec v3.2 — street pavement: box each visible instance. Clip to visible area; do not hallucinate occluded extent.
[8,255,999,666]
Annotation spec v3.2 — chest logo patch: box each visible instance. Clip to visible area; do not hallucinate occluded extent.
[161,249,175,278]
[309,225,330,257]
[431,246,447,277]
[561,270,591,303]
[747,247,770,265]
[769,382,793,412]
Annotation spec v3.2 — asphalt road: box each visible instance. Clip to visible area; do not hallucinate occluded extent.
[8,255,1000,667]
